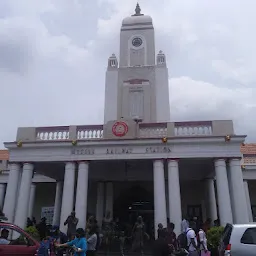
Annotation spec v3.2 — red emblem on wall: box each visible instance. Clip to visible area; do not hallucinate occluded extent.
[112,121,129,137]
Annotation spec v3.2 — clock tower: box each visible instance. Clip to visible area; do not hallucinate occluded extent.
[104,3,170,123]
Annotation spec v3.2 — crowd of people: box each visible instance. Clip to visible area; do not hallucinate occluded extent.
[154,216,219,256]
[23,210,219,255]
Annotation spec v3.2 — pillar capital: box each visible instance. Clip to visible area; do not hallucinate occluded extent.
[64,162,76,169]
[228,157,242,163]
[77,160,90,165]
[167,159,179,168]
[167,158,180,161]
[8,162,21,169]
[228,157,242,160]
[153,159,164,165]
[8,162,20,165]
[214,158,227,161]
[214,158,227,167]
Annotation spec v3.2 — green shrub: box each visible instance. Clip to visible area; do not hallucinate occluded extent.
[207,226,224,249]
[24,226,40,241]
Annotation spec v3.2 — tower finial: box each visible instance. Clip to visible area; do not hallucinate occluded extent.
[134,2,142,16]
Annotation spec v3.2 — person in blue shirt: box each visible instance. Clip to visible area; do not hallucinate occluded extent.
[55,228,87,256]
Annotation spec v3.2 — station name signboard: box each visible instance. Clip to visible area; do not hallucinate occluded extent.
[71,146,171,155]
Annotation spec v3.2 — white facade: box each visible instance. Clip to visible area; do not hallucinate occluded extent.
[0,4,254,238]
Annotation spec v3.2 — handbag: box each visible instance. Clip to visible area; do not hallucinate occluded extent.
[200,251,211,256]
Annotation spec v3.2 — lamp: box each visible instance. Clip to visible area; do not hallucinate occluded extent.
[72,140,77,146]
[17,140,23,147]
[225,135,231,142]
[162,137,168,143]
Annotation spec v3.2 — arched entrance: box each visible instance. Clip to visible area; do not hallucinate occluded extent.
[113,185,154,236]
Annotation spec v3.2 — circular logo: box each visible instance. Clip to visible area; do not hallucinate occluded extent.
[132,37,143,47]
[112,121,129,137]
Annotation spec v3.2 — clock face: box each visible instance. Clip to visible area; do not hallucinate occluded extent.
[132,37,143,47]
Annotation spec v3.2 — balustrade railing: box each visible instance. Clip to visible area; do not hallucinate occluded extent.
[174,121,212,136]
[36,126,69,141]
[77,125,103,139]
[139,123,167,138]
[31,120,217,141]
[243,157,256,165]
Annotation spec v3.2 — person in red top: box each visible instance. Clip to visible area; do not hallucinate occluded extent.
[203,218,212,233]
[166,222,177,253]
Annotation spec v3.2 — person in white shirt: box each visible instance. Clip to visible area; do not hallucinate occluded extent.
[0,229,10,245]
[181,216,189,233]
[87,226,98,256]
[198,225,208,254]
[186,222,198,256]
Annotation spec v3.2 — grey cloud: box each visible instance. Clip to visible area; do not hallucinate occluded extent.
[1,0,256,147]
[0,32,32,74]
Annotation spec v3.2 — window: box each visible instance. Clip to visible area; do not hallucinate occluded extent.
[0,226,29,246]
[241,228,256,245]
[129,88,144,119]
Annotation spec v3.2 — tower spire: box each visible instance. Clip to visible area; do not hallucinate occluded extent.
[133,2,143,16]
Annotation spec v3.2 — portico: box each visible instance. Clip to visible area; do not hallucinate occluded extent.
[2,119,249,235]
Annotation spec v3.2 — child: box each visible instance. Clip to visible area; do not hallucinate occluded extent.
[37,237,50,256]
[119,231,128,256]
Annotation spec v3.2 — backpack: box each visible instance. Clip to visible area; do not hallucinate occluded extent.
[177,229,191,249]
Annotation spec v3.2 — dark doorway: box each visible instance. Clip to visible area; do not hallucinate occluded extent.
[113,184,154,236]
[187,204,203,222]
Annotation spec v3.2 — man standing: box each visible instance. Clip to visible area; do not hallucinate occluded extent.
[186,221,198,256]
[64,211,79,240]
[152,228,169,256]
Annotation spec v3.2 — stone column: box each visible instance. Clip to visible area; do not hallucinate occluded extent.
[228,159,249,224]
[96,182,104,229]
[60,162,76,233]
[167,159,182,235]
[52,181,63,226]
[0,183,6,209]
[153,159,167,239]
[3,163,21,222]
[105,182,114,220]
[243,180,253,222]
[28,183,36,219]
[14,163,34,229]
[75,162,89,229]
[214,159,233,226]
[205,179,218,222]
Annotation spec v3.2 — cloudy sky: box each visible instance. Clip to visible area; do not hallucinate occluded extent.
[0,0,255,148]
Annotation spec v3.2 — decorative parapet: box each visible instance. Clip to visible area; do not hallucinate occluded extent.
[15,120,235,142]
[242,155,256,165]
